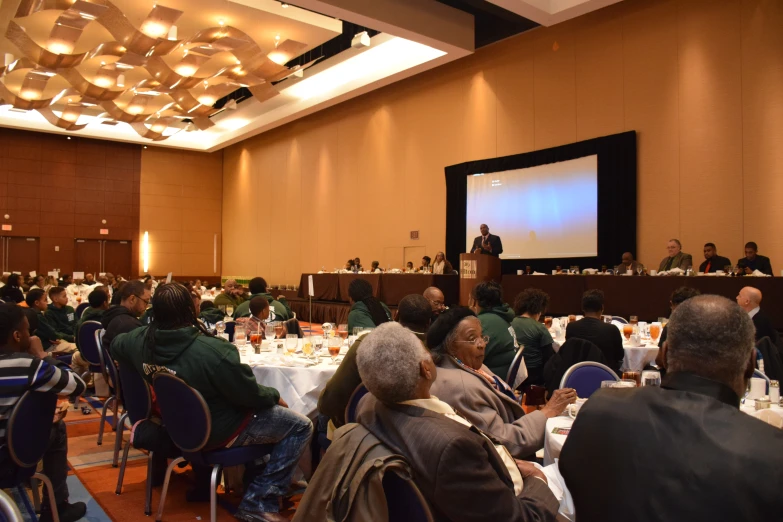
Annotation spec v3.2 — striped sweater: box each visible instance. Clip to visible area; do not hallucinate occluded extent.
[0,353,86,441]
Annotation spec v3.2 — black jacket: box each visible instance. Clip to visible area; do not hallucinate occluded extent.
[0,285,24,304]
[101,305,142,353]
[471,234,503,257]
[698,255,731,273]
[543,337,608,398]
[560,372,783,522]
[738,255,773,276]
[752,308,781,347]
[565,317,624,374]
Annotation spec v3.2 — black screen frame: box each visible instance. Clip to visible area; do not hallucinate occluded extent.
[445,131,637,274]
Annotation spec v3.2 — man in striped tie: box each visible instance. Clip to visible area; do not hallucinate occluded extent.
[0,304,87,522]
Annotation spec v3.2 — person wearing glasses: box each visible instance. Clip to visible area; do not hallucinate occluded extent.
[428,308,576,459]
[100,280,151,354]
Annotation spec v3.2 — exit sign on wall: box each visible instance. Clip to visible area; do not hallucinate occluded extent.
[100,229,109,235]
[1,224,10,231]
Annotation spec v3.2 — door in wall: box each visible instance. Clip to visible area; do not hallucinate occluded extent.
[74,239,102,275]
[1,237,40,276]
[103,240,132,278]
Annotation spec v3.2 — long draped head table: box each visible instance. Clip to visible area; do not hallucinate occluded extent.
[501,275,783,328]
[297,273,459,306]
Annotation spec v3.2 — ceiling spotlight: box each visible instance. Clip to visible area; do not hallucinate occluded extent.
[3,53,14,67]
[224,99,238,110]
[218,19,225,26]
[351,31,370,49]
[144,145,148,148]
[67,136,71,139]
[281,2,289,7]
[168,25,178,40]
[116,74,125,87]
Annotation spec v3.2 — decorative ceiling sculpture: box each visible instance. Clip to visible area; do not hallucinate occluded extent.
[0,0,318,140]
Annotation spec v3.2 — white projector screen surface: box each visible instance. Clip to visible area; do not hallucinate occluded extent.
[466,155,598,259]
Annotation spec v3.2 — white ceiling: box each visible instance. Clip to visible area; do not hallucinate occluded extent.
[485,0,625,26]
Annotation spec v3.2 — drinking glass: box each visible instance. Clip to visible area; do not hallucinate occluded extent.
[555,266,562,274]
[226,305,234,316]
[313,335,324,353]
[218,305,226,314]
[302,336,314,359]
[328,336,342,363]
[525,265,531,275]
[637,266,644,276]
[250,331,262,353]
[622,371,641,387]
[285,334,298,356]
[724,265,732,276]
[601,380,617,388]
[629,316,638,326]
[622,324,633,340]
[649,322,662,343]
[265,322,275,340]
[338,324,349,340]
[544,316,553,328]
[568,314,577,323]
[234,325,246,346]
[641,370,661,387]
[216,321,226,338]
[274,322,284,339]
[601,265,607,273]
[613,380,638,389]
[347,335,357,348]
[602,315,612,324]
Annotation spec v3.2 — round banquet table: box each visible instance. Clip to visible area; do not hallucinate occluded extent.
[621,344,659,372]
[240,344,339,418]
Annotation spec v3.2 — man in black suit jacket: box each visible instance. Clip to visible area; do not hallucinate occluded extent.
[736,286,781,347]
[738,241,773,275]
[698,242,732,273]
[471,224,503,257]
[565,289,624,374]
[354,322,560,521]
[560,295,783,522]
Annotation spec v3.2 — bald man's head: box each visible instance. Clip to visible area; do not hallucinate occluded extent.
[621,252,634,265]
[736,286,762,312]
[423,287,445,317]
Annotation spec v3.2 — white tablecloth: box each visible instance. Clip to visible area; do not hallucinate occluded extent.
[241,345,339,418]
[544,416,575,466]
[621,345,659,372]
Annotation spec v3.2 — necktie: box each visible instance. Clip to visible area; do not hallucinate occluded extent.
[664,257,674,271]
[704,261,711,273]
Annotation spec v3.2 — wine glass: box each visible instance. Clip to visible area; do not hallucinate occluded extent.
[622,324,633,340]
[274,321,284,339]
[337,324,349,340]
[649,322,662,344]
[216,321,226,338]
[226,305,234,317]
[313,335,324,353]
[629,316,638,326]
[327,336,342,363]
[724,265,732,276]
[302,336,314,360]
[544,316,553,328]
[265,322,275,340]
[234,325,246,346]
[285,334,298,357]
[637,266,644,276]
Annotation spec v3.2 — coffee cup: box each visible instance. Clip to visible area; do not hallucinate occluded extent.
[568,398,587,418]
[517,270,523,275]
[649,269,657,276]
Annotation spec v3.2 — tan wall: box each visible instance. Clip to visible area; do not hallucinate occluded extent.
[222,0,783,284]
[139,147,223,278]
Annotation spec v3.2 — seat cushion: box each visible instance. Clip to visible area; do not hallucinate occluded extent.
[184,444,275,468]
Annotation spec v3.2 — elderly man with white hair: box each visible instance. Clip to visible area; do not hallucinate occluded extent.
[298,322,560,521]
[560,295,783,521]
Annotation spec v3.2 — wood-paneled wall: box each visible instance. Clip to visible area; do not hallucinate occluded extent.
[0,128,140,275]
[222,0,783,284]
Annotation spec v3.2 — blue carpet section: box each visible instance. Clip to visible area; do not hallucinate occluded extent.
[66,474,112,522]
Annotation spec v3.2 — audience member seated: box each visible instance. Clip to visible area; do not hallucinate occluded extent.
[657,286,701,349]
[423,286,446,319]
[84,273,97,286]
[511,289,555,389]
[418,256,432,272]
[0,304,87,522]
[353,257,363,271]
[738,241,773,276]
[405,261,414,272]
[657,238,693,272]
[614,252,644,275]
[429,308,575,459]
[30,275,46,291]
[560,295,783,521]
[111,283,312,522]
[100,281,149,354]
[324,322,561,521]
[199,301,224,329]
[319,294,431,430]
[234,277,291,321]
[44,275,58,294]
[369,260,383,273]
[736,286,781,347]
[699,242,732,273]
[58,274,73,288]
[25,289,76,355]
[0,274,24,303]
[432,251,453,274]
[468,281,518,378]
[236,296,270,336]
[77,288,110,329]
[213,279,246,309]
[346,278,391,333]
[565,290,624,374]
[66,277,90,307]
[46,287,77,346]
[191,291,201,314]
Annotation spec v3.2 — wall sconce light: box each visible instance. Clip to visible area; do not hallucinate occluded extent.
[142,231,149,272]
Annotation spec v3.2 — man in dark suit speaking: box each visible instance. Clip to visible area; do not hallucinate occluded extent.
[471,223,503,256]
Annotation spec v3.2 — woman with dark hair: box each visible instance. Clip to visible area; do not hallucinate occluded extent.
[0,274,24,303]
[511,289,555,389]
[431,251,453,274]
[346,278,391,333]
[111,283,312,521]
[468,281,517,378]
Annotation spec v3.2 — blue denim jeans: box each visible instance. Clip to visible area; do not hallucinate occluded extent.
[233,405,313,514]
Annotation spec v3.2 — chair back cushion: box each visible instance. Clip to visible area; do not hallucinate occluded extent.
[562,362,618,398]
[224,321,235,342]
[153,373,210,452]
[75,302,90,319]
[76,321,104,366]
[118,364,152,424]
[383,467,433,522]
[7,391,57,468]
[345,384,369,424]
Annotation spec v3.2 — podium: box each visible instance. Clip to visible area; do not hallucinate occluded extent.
[459,253,502,306]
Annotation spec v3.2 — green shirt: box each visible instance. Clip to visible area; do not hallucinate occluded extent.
[45,304,76,341]
[213,293,245,310]
[347,301,392,334]
[478,304,518,379]
[511,316,553,369]
[233,293,292,322]
[35,311,73,347]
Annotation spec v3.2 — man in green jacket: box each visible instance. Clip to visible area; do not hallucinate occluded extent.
[346,278,391,334]
[111,283,312,522]
[469,281,519,378]
[213,279,246,311]
[234,277,292,322]
[45,287,77,343]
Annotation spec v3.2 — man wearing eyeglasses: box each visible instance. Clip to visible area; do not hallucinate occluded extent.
[100,280,151,355]
[423,286,447,319]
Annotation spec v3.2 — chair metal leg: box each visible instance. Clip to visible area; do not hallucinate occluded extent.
[30,476,41,511]
[210,465,222,522]
[115,434,133,494]
[144,451,154,516]
[34,472,60,522]
[113,412,127,467]
[155,456,184,522]
[97,395,114,446]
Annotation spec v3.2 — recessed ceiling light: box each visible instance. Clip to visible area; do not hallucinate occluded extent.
[67,136,71,139]
[281,2,289,7]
